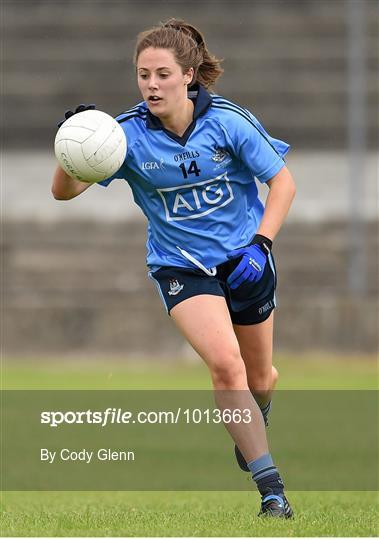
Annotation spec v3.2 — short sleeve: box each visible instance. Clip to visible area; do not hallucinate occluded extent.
[97,168,124,188]
[220,106,290,183]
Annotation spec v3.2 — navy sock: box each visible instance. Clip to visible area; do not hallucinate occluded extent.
[260,400,271,418]
[249,393,272,425]
[247,453,284,496]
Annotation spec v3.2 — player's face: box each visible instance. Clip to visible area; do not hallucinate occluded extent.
[137,47,193,118]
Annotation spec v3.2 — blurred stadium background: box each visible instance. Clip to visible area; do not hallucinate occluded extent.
[2,0,378,359]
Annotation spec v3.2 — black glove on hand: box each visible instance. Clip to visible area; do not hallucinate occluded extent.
[57,104,96,128]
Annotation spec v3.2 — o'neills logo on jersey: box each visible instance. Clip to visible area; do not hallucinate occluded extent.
[157,172,234,222]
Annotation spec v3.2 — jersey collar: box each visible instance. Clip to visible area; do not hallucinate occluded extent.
[145,84,212,146]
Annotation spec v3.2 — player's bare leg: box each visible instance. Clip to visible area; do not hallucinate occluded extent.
[234,313,277,414]
[171,294,268,464]
[232,313,278,471]
[172,297,293,518]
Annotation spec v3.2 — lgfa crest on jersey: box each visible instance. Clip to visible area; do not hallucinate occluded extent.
[167,278,184,296]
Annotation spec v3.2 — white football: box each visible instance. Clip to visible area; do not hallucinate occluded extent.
[54,109,127,183]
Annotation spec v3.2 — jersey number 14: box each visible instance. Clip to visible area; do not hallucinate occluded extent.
[179,160,201,179]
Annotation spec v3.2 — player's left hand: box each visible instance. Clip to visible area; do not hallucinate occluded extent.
[57,104,96,127]
[226,236,272,289]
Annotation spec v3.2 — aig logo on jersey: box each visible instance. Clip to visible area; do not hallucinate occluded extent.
[157,172,234,222]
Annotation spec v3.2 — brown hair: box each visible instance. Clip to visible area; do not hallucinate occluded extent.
[134,18,224,89]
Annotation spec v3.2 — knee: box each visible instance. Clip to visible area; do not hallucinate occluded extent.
[248,364,278,393]
[210,351,247,390]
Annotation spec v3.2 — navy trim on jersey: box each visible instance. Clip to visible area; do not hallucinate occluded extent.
[116,102,147,117]
[146,84,212,146]
[212,96,251,117]
[211,98,281,157]
[118,111,147,124]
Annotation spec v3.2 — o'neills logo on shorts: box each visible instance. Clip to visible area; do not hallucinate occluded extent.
[258,300,274,315]
[157,173,234,222]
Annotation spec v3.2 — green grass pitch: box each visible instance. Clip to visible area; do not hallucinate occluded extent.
[1,354,378,537]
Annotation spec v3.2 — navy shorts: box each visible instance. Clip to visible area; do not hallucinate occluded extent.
[149,253,277,325]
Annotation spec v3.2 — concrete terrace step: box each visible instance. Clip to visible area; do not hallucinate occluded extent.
[3,0,378,149]
[3,219,378,354]
[3,221,378,295]
[8,67,379,96]
[7,36,378,60]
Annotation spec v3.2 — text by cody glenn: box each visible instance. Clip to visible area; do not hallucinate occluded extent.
[40,448,135,464]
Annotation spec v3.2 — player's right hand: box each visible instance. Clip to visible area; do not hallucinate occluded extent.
[57,104,96,127]
[226,244,267,289]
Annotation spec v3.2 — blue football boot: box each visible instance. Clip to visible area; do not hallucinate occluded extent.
[258,492,294,519]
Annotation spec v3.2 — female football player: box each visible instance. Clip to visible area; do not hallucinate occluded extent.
[52,18,296,518]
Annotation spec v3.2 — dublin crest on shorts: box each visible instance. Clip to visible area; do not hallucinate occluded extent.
[168,279,184,296]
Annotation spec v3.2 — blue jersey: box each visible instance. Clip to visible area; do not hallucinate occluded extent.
[100,85,290,272]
